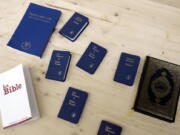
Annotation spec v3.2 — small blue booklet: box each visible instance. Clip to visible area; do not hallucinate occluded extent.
[46,50,71,82]
[97,120,122,135]
[76,42,107,74]
[59,12,89,42]
[114,52,140,86]
[58,87,88,124]
[7,3,61,57]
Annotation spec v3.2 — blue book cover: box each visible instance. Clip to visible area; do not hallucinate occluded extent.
[7,3,61,57]
[59,12,89,42]
[98,120,122,135]
[46,50,71,82]
[58,87,88,124]
[76,42,107,74]
[114,52,140,86]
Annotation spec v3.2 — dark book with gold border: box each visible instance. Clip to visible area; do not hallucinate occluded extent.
[134,56,180,122]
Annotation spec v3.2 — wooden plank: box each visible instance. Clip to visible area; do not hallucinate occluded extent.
[0,0,180,135]
[151,0,180,8]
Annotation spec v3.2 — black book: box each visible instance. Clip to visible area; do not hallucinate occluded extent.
[134,56,180,122]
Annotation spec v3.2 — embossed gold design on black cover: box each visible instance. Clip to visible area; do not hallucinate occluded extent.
[134,56,180,122]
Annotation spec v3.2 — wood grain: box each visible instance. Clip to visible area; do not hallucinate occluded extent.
[0,0,180,135]
[151,0,180,8]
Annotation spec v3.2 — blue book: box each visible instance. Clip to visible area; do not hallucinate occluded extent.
[7,3,61,57]
[58,87,88,124]
[59,12,89,42]
[97,121,122,135]
[46,50,71,82]
[76,42,107,74]
[114,52,140,86]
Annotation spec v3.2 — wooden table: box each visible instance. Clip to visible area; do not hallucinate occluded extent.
[0,0,180,134]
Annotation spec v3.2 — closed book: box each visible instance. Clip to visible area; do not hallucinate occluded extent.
[7,3,61,57]
[46,50,71,82]
[0,64,39,128]
[97,120,122,135]
[58,87,88,124]
[76,42,107,74]
[59,12,89,42]
[114,52,140,86]
[134,56,180,122]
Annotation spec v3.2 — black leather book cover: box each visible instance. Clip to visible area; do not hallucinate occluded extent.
[134,56,180,122]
